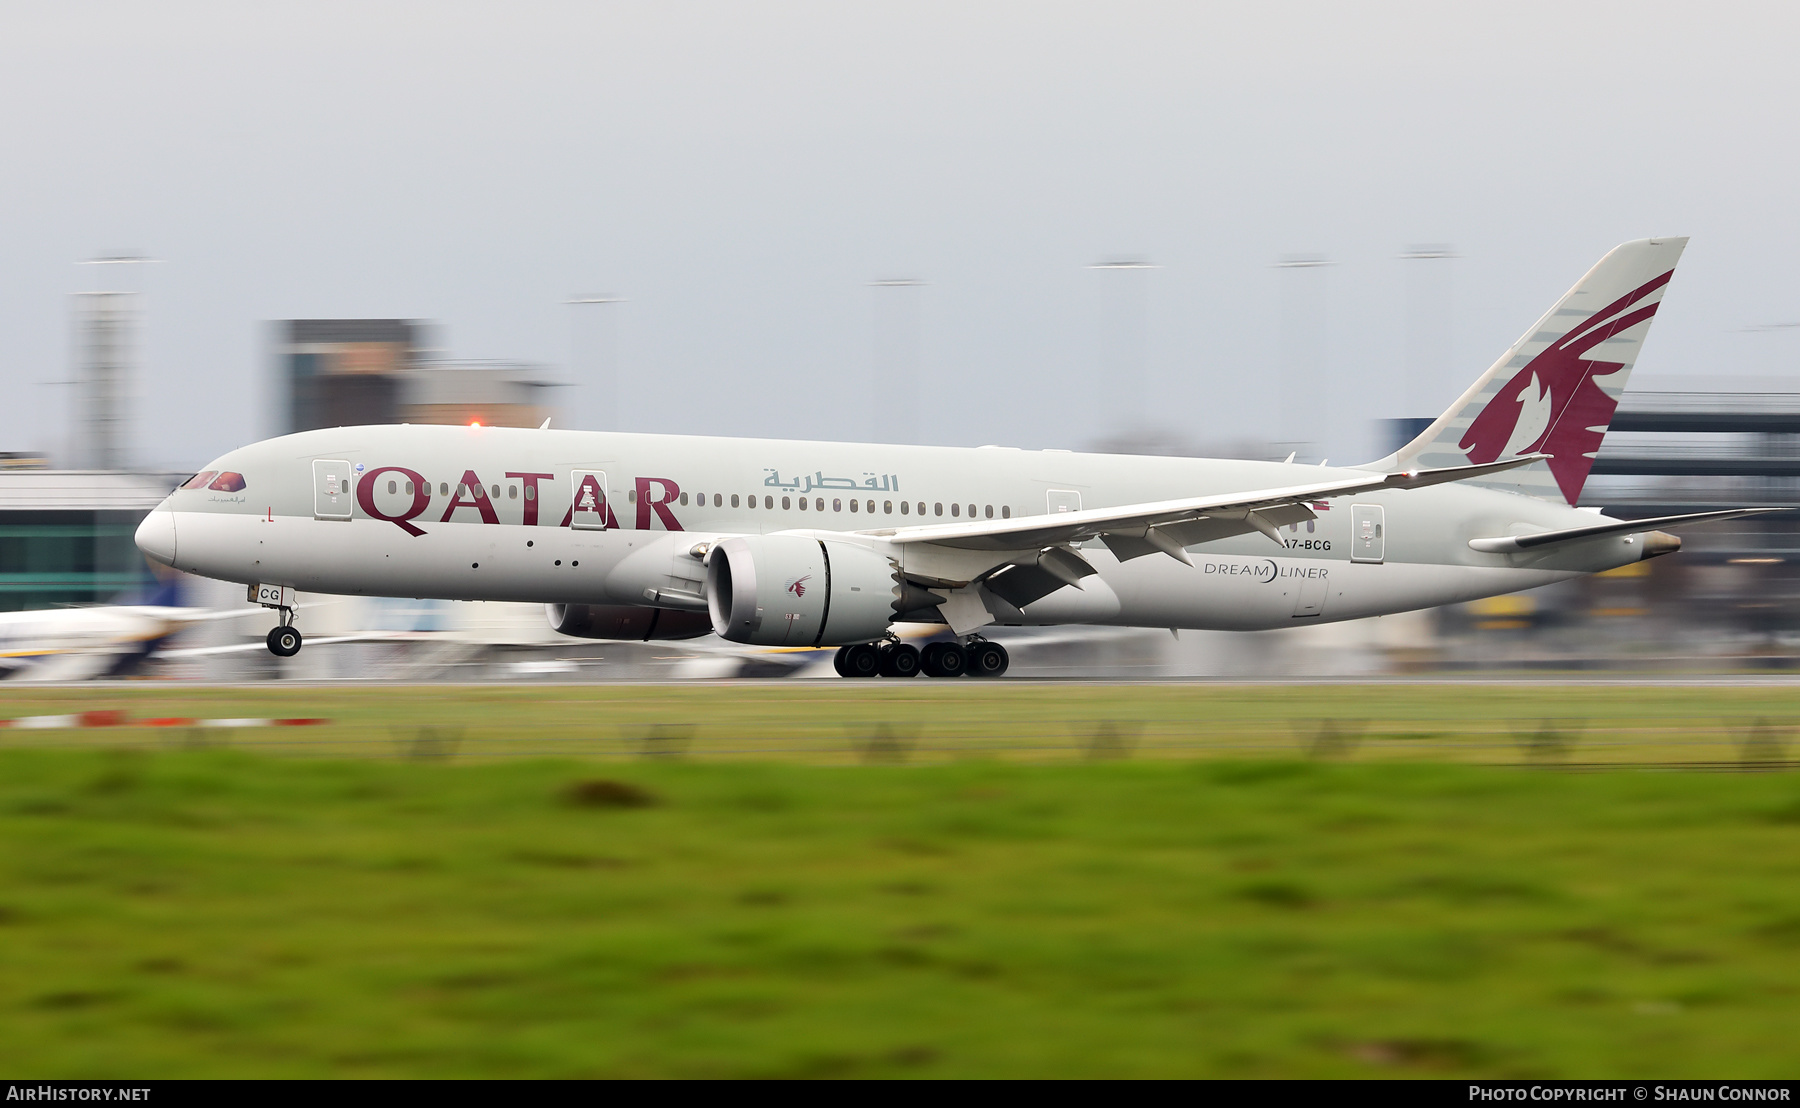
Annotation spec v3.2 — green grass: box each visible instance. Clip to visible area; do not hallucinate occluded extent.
[2,681,1799,765]
[2,687,1799,1076]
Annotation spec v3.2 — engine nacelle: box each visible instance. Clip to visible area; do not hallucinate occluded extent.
[546,603,713,641]
[706,535,900,646]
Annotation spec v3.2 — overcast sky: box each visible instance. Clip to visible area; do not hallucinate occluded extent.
[3,1,1799,469]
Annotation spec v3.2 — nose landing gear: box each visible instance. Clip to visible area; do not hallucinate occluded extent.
[266,609,302,657]
[252,584,303,658]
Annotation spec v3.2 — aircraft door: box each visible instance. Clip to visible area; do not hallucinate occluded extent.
[313,460,354,521]
[570,470,610,530]
[1350,504,1385,564]
[1047,489,1082,515]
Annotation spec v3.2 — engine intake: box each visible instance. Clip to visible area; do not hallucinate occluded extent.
[706,535,900,646]
[546,603,713,641]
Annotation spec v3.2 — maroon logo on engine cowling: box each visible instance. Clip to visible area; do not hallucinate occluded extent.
[1459,269,1672,505]
[786,575,810,599]
[356,466,432,536]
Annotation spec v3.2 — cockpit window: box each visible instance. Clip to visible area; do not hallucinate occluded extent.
[181,471,217,490]
[208,472,246,492]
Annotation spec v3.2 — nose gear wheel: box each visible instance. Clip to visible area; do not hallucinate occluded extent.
[266,624,303,658]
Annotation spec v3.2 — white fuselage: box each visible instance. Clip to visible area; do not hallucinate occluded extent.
[137,424,1650,634]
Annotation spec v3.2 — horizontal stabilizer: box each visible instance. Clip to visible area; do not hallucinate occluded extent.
[1467,507,1787,554]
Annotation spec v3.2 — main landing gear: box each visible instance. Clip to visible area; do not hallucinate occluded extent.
[834,638,1006,679]
[265,608,303,658]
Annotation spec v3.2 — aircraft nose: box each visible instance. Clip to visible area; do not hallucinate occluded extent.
[135,510,177,567]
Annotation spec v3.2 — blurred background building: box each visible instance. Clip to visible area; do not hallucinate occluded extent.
[0,469,182,613]
[278,319,561,432]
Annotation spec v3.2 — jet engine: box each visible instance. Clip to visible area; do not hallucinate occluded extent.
[706,535,900,646]
[545,603,713,641]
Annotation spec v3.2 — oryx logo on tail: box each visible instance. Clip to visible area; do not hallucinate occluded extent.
[1460,269,1673,504]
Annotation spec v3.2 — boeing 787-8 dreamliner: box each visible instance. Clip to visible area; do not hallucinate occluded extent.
[136,237,1773,677]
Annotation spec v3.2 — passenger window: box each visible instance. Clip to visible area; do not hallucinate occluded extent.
[849,499,859,513]
[680,492,689,506]
[1001,506,1010,519]
[765,495,773,509]
[731,494,740,507]
[967,504,976,518]
[934,503,943,516]
[440,483,449,496]
[866,500,874,513]
[405,481,414,495]
[714,494,722,507]
[951,503,960,517]
[490,485,499,499]
[816,497,824,511]
[509,485,517,499]
[181,471,216,490]
[387,480,397,494]
[832,498,842,512]
[884,500,893,514]
[524,485,535,500]
[985,505,993,518]
[782,496,791,510]
[798,496,808,510]
[627,489,637,503]
[748,495,756,509]
[917,502,926,515]
[900,501,908,514]
[209,472,246,492]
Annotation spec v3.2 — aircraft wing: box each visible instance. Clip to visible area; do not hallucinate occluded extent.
[860,454,1548,555]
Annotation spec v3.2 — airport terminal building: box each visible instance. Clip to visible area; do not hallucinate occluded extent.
[0,469,183,611]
